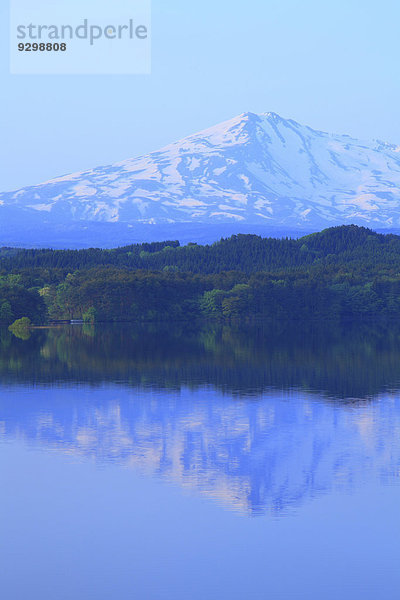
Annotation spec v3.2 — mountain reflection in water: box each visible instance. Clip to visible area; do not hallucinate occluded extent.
[1,321,400,515]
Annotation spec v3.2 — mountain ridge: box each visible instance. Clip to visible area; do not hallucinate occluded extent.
[2,111,400,246]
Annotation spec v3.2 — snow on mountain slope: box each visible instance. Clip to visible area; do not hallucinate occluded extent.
[2,111,400,230]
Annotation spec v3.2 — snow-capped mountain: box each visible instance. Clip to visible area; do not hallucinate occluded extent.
[2,111,400,245]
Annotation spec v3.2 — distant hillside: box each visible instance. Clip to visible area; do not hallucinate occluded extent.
[2,225,400,274]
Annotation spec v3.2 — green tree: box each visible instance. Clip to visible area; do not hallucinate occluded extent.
[0,300,13,323]
[8,317,32,340]
[83,307,97,323]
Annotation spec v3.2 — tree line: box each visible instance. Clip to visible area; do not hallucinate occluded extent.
[2,225,400,324]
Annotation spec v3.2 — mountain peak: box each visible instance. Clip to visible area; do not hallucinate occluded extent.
[234,110,288,127]
[261,111,284,120]
[237,111,259,120]
[2,112,400,246]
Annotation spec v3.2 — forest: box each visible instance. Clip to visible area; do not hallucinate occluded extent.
[2,224,400,324]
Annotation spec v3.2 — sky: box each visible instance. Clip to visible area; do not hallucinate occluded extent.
[1,0,400,192]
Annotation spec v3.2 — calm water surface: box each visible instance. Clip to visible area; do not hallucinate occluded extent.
[1,322,400,599]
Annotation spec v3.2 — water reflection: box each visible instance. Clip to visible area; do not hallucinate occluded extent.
[1,386,400,515]
[1,321,400,514]
[2,320,400,398]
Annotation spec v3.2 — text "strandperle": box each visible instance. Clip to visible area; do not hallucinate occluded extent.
[17,19,148,46]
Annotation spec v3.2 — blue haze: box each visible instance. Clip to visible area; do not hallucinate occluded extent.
[1,0,400,191]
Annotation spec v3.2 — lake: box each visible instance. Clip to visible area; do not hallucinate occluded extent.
[1,321,400,599]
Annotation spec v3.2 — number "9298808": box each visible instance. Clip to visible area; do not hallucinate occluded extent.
[18,42,67,52]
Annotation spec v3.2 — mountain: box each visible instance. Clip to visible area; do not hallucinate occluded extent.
[2,111,400,247]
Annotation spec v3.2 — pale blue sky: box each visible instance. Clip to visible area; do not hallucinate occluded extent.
[1,0,400,191]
